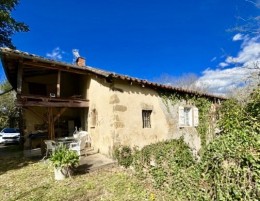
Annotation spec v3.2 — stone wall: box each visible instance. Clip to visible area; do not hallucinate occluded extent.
[87,77,218,157]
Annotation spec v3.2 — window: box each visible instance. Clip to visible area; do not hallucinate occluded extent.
[179,106,199,127]
[184,107,192,126]
[142,110,152,128]
[90,109,97,128]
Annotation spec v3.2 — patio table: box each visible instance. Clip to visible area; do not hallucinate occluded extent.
[55,137,76,147]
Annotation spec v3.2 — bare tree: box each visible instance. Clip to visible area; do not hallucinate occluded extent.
[154,73,210,93]
[225,1,260,99]
[227,61,260,102]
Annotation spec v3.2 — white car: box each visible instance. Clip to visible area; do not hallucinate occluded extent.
[0,128,20,145]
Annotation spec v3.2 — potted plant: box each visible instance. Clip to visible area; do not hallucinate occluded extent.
[49,145,79,180]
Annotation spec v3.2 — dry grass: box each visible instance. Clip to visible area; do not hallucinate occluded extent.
[0,146,168,201]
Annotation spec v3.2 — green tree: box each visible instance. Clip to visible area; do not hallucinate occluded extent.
[0,80,18,129]
[0,0,29,49]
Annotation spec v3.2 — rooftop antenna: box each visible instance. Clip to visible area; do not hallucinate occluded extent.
[72,49,80,63]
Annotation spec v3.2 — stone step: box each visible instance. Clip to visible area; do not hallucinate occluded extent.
[77,153,116,173]
[87,161,116,173]
[85,147,99,156]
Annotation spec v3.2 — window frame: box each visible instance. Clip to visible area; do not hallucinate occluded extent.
[179,106,199,127]
[142,110,152,128]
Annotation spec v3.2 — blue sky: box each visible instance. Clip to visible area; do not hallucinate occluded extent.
[1,0,260,94]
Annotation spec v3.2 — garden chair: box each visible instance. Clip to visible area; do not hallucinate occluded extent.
[42,140,57,160]
[79,131,91,144]
[69,134,87,156]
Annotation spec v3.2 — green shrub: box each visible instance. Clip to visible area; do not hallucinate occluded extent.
[132,88,260,200]
[133,138,195,188]
[200,131,260,200]
[113,145,133,168]
[199,88,260,200]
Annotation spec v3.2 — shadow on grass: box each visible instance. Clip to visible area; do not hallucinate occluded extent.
[75,163,94,175]
[0,145,41,175]
[13,184,51,201]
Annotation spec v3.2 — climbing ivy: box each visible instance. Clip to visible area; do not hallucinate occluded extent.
[191,97,212,149]
[132,138,195,188]
[160,91,212,149]
[131,88,260,200]
[199,89,260,200]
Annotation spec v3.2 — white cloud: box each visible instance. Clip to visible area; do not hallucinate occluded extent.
[197,34,260,95]
[225,56,234,63]
[197,67,251,95]
[226,35,260,65]
[46,47,65,60]
[233,33,243,41]
[210,56,217,62]
[219,62,229,67]
[237,43,259,63]
[245,0,260,8]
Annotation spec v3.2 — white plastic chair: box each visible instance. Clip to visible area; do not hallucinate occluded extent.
[73,133,80,141]
[69,135,87,156]
[79,131,91,145]
[43,140,57,159]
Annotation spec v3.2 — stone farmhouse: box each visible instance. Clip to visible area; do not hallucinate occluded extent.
[0,48,224,156]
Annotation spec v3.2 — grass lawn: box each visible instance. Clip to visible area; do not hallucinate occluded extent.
[0,145,168,201]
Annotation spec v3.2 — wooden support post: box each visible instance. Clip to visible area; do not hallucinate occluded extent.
[18,108,24,149]
[47,108,55,140]
[17,63,23,94]
[47,108,51,139]
[57,70,61,98]
[16,62,26,148]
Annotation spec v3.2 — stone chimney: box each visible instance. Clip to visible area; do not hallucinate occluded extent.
[76,57,86,67]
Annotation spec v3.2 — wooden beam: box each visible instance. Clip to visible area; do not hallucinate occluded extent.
[18,108,24,149]
[54,107,67,122]
[20,95,88,101]
[47,107,55,140]
[22,61,88,75]
[57,70,61,98]
[16,95,89,108]
[17,100,89,108]
[17,64,23,94]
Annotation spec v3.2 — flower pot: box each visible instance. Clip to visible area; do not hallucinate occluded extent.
[54,167,71,180]
[50,146,79,180]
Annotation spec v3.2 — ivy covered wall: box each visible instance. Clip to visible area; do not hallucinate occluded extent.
[159,91,219,152]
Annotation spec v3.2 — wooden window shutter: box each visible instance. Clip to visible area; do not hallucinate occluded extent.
[193,107,199,126]
[179,106,185,126]
[188,108,193,126]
